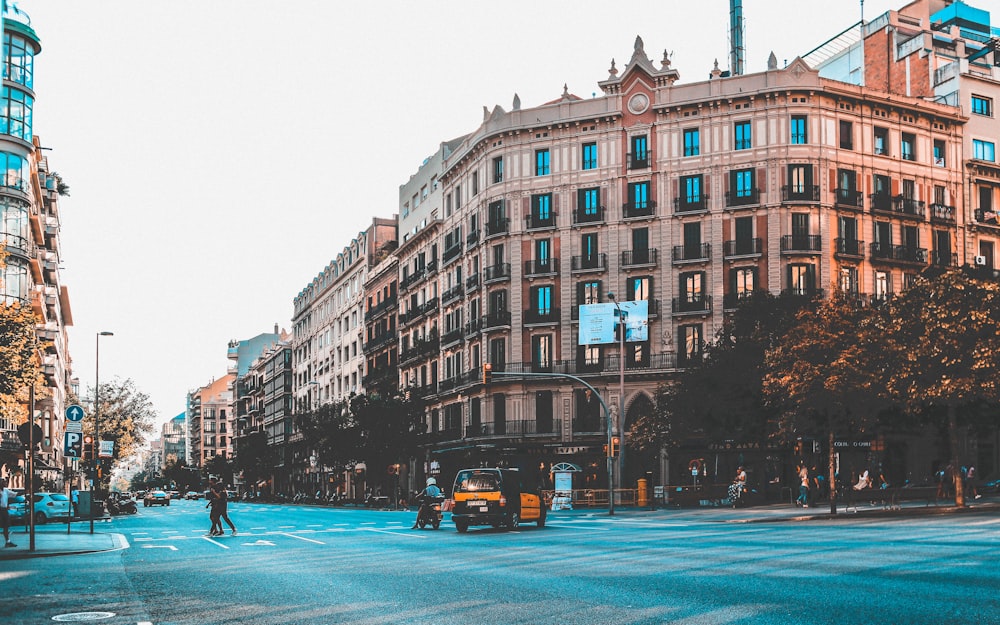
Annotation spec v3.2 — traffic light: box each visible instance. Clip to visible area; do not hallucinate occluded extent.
[610,436,620,458]
[482,362,493,385]
[83,435,94,461]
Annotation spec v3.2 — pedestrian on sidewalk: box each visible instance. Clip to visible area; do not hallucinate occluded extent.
[1,477,17,548]
[796,465,810,508]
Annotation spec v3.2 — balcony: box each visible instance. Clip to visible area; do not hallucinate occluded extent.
[363,331,397,354]
[975,208,999,226]
[442,242,462,264]
[834,238,865,258]
[364,295,397,322]
[869,242,927,265]
[780,235,822,254]
[465,272,480,290]
[672,243,711,264]
[442,284,464,304]
[524,258,559,276]
[425,257,439,274]
[466,419,563,438]
[571,253,607,272]
[723,238,762,259]
[834,188,864,211]
[464,317,483,337]
[930,203,956,224]
[781,185,820,203]
[485,218,510,238]
[399,297,439,326]
[466,229,481,248]
[627,152,650,169]
[722,291,757,310]
[483,310,512,330]
[672,295,712,315]
[399,267,426,291]
[573,207,605,225]
[484,262,511,283]
[441,327,464,347]
[523,307,560,326]
[525,213,556,231]
[622,200,656,220]
[673,196,709,214]
[725,189,761,207]
[871,194,925,220]
[399,333,440,365]
[621,248,658,268]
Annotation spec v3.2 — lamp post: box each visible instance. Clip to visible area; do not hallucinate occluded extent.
[608,293,627,511]
[91,331,113,534]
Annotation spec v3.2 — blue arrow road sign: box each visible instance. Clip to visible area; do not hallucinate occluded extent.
[66,404,85,422]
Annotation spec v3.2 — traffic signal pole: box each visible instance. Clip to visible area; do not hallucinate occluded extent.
[486,368,618,515]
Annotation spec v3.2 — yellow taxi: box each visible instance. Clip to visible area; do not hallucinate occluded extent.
[449,468,546,532]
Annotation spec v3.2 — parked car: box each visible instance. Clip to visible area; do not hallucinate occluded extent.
[32,492,72,524]
[6,494,27,524]
[144,490,170,507]
[184,491,202,500]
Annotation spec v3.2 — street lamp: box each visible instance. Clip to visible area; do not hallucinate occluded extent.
[91,331,113,534]
[607,292,627,514]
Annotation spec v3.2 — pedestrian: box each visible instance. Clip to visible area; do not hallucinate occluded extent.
[211,481,237,536]
[796,465,810,508]
[966,465,981,500]
[205,478,223,536]
[1,477,16,548]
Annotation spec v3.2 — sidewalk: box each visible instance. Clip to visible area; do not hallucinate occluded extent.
[1,518,127,561]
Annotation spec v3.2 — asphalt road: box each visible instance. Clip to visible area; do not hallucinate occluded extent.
[4,499,999,625]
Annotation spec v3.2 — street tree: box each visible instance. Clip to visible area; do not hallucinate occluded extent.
[0,299,45,443]
[296,391,426,494]
[866,268,1000,506]
[83,378,156,482]
[204,454,234,486]
[233,430,275,491]
[763,289,885,514]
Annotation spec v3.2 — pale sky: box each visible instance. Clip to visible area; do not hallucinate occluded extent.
[20,0,901,436]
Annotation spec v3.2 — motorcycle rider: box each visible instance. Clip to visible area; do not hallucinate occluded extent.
[411,477,443,529]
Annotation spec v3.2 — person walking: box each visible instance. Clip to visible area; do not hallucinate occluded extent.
[1,477,16,548]
[205,478,223,536]
[211,480,237,536]
[796,465,810,508]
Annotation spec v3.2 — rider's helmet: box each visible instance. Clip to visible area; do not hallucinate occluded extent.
[426,477,437,486]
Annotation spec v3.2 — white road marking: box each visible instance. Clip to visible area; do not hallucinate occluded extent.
[279,532,325,544]
[142,545,177,551]
[202,536,229,549]
[244,540,276,546]
[364,528,428,538]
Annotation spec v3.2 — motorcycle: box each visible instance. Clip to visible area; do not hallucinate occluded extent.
[413,494,445,530]
[107,493,138,515]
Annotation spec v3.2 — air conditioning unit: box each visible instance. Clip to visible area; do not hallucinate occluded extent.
[975,255,987,266]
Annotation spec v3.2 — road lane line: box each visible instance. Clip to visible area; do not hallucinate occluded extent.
[142,545,177,551]
[364,528,429,538]
[201,536,230,549]
[279,532,325,544]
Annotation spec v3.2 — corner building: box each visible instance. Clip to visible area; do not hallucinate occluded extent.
[416,34,967,490]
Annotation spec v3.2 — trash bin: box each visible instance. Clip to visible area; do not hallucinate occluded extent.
[637,478,649,507]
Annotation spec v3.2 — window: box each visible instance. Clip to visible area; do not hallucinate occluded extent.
[536,391,554,433]
[787,164,813,199]
[582,142,597,170]
[790,115,807,144]
[839,120,853,150]
[630,135,649,167]
[681,174,702,206]
[874,270,891,301]
[681,271,704,303]
[730,267,756,298]
[874,127,888,156]
[531,334,553,370]
[535,149,550,176]
[3,33,35,89]
[971,95,992,117]
[627,276,651,302]
[628,181,650,209]
[788,264,816,296]
[683,128,700,156]
[679,324,702,364]
[733,216,755,255]
[0,151,25,191]
[579,188,600,216]
[973,139,995,162]
[471,171,479,196]
[732,168,755,200]
[492,156,503,183]
[530,193,552,226]
[901,133,915,161]
[933,140,946,166]
[578,280,602,305]
[1,86,33,142]
[734,121,751,150]
[531,285,553,315]
[581,232,599,259]
[840,266,859,295]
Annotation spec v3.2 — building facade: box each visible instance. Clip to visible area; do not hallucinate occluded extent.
[186,375,234,468]
[0,5,75,490]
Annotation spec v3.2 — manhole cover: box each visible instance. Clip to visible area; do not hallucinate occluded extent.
[52,613,116,622]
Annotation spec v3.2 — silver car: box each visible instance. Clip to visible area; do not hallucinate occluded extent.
[32,492,71,524]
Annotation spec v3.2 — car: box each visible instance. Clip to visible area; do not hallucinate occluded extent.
[184,491,202,500]
[449,467,546,533]
[168,490,180,500]
[31,492,72,524]
[143,490,170,507]
[225,490,237,500]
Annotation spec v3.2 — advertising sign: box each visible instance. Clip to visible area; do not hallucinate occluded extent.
[98,440,115,459]
[577,301,649,345]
